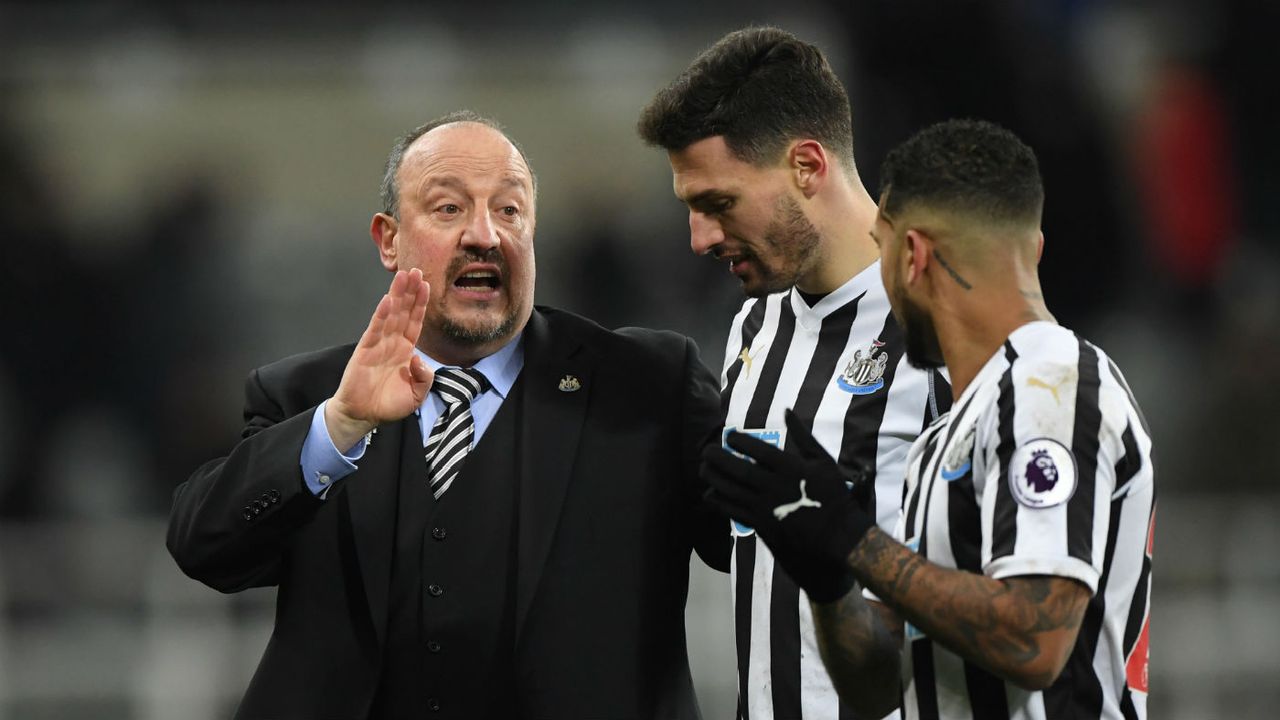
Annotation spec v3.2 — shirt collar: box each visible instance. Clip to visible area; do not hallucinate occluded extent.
[414,331,525,401]
[789,259,883,330]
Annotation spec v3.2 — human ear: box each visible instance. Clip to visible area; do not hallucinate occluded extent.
[790,140,828,199]
[904,228,932,286]
[371,213,399,271]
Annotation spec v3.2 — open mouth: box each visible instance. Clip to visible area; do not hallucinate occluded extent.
[452,265,502,294]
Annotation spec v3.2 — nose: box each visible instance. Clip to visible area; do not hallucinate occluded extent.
[688,211,724,256]
[461,208,502,253]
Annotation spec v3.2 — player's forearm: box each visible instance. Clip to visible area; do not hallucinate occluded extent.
[848,527,1085,690]
[811,591,901,717]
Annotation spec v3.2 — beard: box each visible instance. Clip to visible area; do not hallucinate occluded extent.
[896,290,946,370]
[745,194,822,297]
[437,248,524,346]
[440,309,519,346]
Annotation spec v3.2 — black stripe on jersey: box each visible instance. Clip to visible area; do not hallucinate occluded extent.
[792,292,863,420]
[769,570,802,717]
[991,342,1021,560]
[948,462,1011,717]
[911,639,942,720]
[1067,337,1103,564]
[770,295,864,719]
[1045,419,1148,720]
[1106,356,1152,439]
[1046,493,1125,718]
[1113,423,1142,498]
[837,312,906,519]
[734,536,756,720]
[723,300,770,417]
[904,424,946,536]
[744,301,795,427]
[929,369,954,421]
[1121,505,1154,661]
[1118,502,1155,720]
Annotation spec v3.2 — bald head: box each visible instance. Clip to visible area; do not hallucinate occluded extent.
[380,111,537,219]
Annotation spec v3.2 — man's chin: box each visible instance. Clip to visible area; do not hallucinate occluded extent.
[739,270,793,298]
[439,310,518,347]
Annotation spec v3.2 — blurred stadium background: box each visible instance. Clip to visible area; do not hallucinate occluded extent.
[1,0,1277,717]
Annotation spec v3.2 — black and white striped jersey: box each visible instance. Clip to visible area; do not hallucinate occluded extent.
[889,321,1155,720]
[720,262,949,720]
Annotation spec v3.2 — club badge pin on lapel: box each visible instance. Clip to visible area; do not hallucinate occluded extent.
[558,375,581,393]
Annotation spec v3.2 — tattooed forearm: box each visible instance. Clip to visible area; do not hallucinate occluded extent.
[932,249,973,290]
[811,590,901,718]
[848,528,1090,690]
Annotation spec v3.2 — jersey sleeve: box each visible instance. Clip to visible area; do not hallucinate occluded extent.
[979,345,1124,595]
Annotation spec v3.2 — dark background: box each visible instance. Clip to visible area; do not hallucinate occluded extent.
[0,1,1276,717]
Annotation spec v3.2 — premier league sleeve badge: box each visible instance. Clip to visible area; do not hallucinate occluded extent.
[1008,438,1077,508]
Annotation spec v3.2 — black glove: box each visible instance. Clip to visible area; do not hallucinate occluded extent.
[702,410,875,603]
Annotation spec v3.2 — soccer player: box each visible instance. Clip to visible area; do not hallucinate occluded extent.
[703,119,1156,719]
[639,27,949,718]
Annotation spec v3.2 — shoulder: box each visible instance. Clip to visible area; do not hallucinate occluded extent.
[253,343,355,395]
[537,305,693,367]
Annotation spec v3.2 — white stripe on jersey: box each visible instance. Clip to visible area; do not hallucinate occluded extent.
[723,261,945,720]
[894,321,1155,720]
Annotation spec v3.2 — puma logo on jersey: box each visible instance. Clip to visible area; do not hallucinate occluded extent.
[773,479,822,520]
[1027,375,1069,404]
[739,346,758,378]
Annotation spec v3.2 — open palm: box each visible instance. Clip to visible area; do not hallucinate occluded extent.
[329,269,433,440]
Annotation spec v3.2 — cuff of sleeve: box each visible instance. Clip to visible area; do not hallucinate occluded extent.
[985,555,1101,596]
[299,400,367,498]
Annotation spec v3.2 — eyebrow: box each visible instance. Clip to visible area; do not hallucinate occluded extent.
[682,188,734,209]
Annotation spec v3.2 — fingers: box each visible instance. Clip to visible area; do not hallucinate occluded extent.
[359,293,393,349]
[724,431,792,471]
[702,486,763,530]
[784,409,829,460]
[386,269,413,339]
[700,446,776,501]
[406,275,429,345]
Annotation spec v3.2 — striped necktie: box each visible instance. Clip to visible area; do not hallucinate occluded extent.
[424,367,491,499]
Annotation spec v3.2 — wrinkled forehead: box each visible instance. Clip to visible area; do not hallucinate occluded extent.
[402,122,534,193]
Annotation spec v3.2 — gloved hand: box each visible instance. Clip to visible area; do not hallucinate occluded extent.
[702,409,875,603]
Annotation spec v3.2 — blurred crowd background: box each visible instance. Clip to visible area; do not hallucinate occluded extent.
[0,0,1277,718]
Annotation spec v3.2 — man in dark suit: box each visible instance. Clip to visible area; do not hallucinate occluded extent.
[167,111,728,719]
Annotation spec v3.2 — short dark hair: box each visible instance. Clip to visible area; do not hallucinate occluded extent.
[379,110,536,218]
[637,27,855,167]
[879,119,1044,226]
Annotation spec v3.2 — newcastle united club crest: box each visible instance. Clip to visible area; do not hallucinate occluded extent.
[836,340,889,395]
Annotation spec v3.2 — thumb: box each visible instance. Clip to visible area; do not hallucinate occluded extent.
[784,409,827,460]
[409,355,433,387]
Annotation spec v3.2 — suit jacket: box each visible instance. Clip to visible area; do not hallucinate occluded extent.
[167,306,729,720]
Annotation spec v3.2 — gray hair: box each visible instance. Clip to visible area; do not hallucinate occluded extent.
[379,110,537,219]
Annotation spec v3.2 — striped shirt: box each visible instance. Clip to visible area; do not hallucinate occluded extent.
[721,261,948,720]
[889,321,1155,720]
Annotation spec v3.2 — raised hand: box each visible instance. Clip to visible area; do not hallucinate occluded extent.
[325,269,433,451]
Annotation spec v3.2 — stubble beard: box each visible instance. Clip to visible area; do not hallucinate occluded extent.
[440,308,519,347]
[897,291,946,370]
[744,194,822,298]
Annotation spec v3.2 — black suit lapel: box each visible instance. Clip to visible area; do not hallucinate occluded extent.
[343,414,422,649]
[516,309,598,640]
